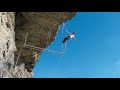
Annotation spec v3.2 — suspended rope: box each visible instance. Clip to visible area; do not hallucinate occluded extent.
[62,22,68,53]
[57,22,69,64]
[62,22,65,52]
[24,38,64,55]
[58,54,64,64]
[64,41,67,53]
[62,23,64,36]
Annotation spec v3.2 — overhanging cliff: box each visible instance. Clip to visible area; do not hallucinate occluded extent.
[14,12,76,72]
[0,12,76,78]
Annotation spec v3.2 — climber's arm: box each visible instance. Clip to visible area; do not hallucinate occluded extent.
[73,36,77,40]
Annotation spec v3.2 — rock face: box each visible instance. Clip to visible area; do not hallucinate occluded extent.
[0,12,76,78]
[0,12,33,78]
[0,12,15,78]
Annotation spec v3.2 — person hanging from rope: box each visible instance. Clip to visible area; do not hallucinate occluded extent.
[62,31,77,43]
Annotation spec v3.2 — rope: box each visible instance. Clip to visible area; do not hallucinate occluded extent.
[62,23,64,36]
[14,33,28,67]
[57,53,64,64]
[64,23,69,36]
[49,27,51,45]
[46,31,49,49]
[47,27,51,49]
[25,44,64,55]
[14,43,24,67]
[25,44,44,50]
[58,23,68,63]
[24,33,28,46]
[63,22,70,53]
[57,40,67,64]
[62,23,65,52]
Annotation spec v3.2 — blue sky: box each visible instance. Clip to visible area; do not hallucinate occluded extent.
[33,12,120,78]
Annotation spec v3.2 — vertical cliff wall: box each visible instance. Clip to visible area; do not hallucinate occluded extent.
[0,12,33,78]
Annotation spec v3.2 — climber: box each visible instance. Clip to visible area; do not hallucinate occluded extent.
[62,32,76,43]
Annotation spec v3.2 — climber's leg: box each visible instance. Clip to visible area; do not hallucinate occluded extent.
[63,37,67,43]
